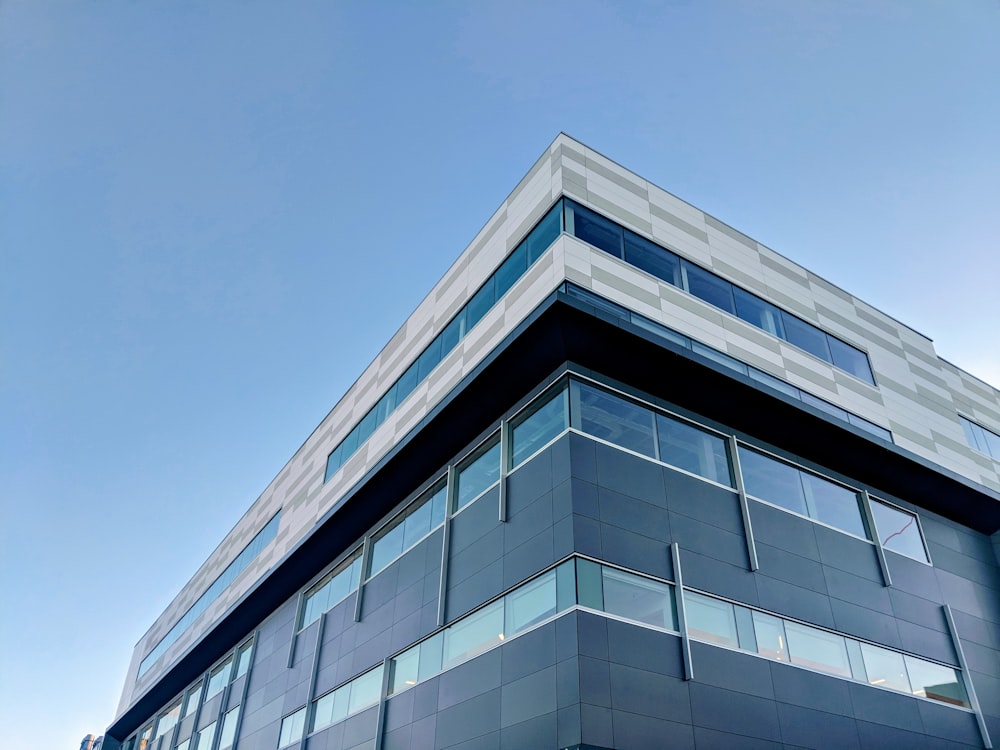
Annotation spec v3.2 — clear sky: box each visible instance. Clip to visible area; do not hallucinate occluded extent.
[1,1,998,746]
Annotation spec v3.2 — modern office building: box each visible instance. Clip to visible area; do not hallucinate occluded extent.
[107,135,1000,750]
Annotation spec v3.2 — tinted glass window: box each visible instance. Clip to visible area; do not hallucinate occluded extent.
[528,202,562,264]
[455,438,501,510]
[494,242,527,300]
[505,571,557,636]
[438,309,466,357]
[601,567,675,630]
[686,592,738,647]
[828,336,875,384]
[444,600,503,667]
[733,287,784,337]
[860,643,910,693]
[801,472,865,538]
[683,261,735,314]
[870,501,927,562]
[904,656,968,707]
[625,231,681,286]
[566,200,622,257]
[780,312,831,362]
[572,381,656,458]
[656,414,732,486]
[348,667,383,714]
[752,611,788,662]
[511,386,568,467]
[466,277,495,330]
[784,621,851,677]
[739,448,807,516]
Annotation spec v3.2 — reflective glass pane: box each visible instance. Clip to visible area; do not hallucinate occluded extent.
[576,558,603,610]
[455,438,501,510]
[155,700,181,738]
[748,367,801,398]
[402,496,434,550]
[781,313,832,362]
[205,658,231,699]
[752,611,788,662]
[235,640,252,678]
[389,646,419,694]
[348,667,383,714]
[573,381,656,458]
[181,682,202,718]
[505,571,557,636]
[564,283,629,319]
[494,242,527,300]
[738,448,807,516]
[566,200,622,257]
[355,406,378,445]
[800,392,849,421]
[418,632,444,681]
[443,600,504,667]
[683,262,735,314]
[511,386,568,467]
[904,656,968,707]
[177,740,190,750]
[312,686,349,731]
[656,414,732,485]
[847,414,892,442]
[784,621,851,677]
[625,231,680,286]
[416,334,443,381]
[466,277,495,330]
[801,473,866,538]
[369,522,405,577]
[278,707,306,747]
[196,722,216,750]
[692,341,748,375]
[961,417,986,453]
[439,309,466,358]
[861,642,910,693]
[395,361,420,405]
[685,592,738,647]
[631,315,691,348]
[733,287,784,337]
[601,568,675,630]
[870,501,927,562]
[527,202,562,264]
[828,336,875,384]
[218,706,240,750]
[985,428,1000,460]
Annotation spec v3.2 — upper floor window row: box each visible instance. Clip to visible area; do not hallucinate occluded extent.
[960,415,1000,461]
[324,202,564,484]
[563,283,892,443]
[563,199,877,386]
[137,512,281,681]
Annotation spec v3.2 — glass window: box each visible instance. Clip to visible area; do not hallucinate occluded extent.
[780,313,832,362]
[278,707,306,748]
[563,283,630,319]
[572,381,656,458]
[656,414,732,486]
[494,242,527,300]
[733,287,784,337]
[416,334,443,381]
[565,200,622,258]
[176,740,190,750]
[347,666,383,714]
[218,706,240,750]
[739,448,807,516]
[784,621,851,677]
[860,643,910,693]
[181,682,202,719]
[235,640,253,679]
[374,387,395,427]
[443,600,504,667]
[394,361,420,406]
[601,567,675,630]
[961,416,1000,459]
[505,571,557,636]
[828,336,875,385]
[683,261,735,314]
[438,309,466,358]
[870,501,928,562]
[195,722,216,750]
[369,521,405,578]
[685,592,738,647]
[466,277,495,331]
[301,553,362,628]
[205,658,232,700]
[417,632,444,681]
[800,392,849,421]
[389,645,420,695]
[752,611,788,662]
[904,656,968,707]
[575,558,604,611]
[624,231,680,286]
[985,429,1000,459]
[847,413,892,443]
[800,473,866,538]
[748,367,801,398]
[136,726,152,750]
[528,202,562,264]
[511,386,569,467]
[154,700,181,739]
[630,315,690,348]
[455,437,501,510]
[313,685,349,732]
[692,341,748,375]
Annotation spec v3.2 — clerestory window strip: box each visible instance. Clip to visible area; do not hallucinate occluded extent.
[562,198,877,386]
[323,201,563,484]
[561,282,892,444]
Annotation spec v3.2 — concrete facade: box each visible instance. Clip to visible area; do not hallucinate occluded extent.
[109,135,1000,750]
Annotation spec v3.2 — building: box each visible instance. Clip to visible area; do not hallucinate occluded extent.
[80,735,104,750]
[107,135,1000,750]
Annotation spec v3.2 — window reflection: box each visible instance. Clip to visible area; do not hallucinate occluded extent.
[870,501,928,562]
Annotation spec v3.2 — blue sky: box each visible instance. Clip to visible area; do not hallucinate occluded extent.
[1,1,998,746]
